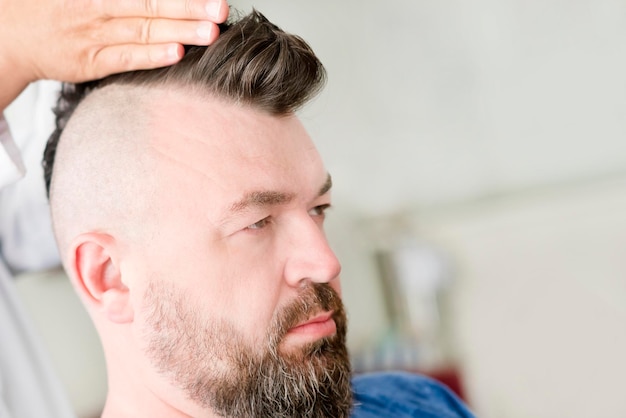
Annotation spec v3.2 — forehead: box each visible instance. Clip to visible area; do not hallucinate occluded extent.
[142,89,327,211]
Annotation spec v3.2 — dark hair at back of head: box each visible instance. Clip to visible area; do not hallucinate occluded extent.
[43,9,326,196]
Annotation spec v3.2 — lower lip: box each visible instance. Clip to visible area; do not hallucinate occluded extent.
[287,317,337,340]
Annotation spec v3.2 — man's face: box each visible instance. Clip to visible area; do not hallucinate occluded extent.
[125,91,351,416]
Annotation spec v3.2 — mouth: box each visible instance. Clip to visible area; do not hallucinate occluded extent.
[283,311,337,346]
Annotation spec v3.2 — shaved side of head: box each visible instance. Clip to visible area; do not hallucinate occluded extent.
[50,86,158,261]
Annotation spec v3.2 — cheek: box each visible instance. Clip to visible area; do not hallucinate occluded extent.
[227,275,282,339]
[220,256,286,341]
[136,220,289,342]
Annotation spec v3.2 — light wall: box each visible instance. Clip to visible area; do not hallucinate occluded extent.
[433,178,626,418]
[359,177,626,417]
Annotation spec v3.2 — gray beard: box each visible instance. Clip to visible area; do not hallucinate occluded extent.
[144,282,353,418]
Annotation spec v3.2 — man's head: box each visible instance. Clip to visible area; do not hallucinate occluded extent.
[44,11,351,418]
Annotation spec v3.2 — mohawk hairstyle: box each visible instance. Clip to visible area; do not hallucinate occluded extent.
[43,9,326,195]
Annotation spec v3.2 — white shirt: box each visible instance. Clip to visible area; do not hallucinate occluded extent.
[0,82,75,418]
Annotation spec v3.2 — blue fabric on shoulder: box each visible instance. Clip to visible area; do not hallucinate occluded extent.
[351,372,476,418]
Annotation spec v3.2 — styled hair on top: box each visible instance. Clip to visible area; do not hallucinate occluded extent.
[43,9,326,195]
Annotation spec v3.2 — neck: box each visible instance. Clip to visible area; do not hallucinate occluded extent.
[100,338,217,418]
[101,375,216,418]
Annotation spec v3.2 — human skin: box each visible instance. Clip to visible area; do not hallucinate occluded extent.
[59,88,343,417]
[0,0,229,111]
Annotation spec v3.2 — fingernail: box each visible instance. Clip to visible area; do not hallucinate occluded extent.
[196,22,214,40]
[150,45,178,63]
[206,1,222,19]
[157,44,181,63]
[167,44,180,60]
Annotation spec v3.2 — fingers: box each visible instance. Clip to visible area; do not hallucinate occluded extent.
[5,0,229,85]
[103,17,221,46]
[89,43,185,79]
[103,0,229,22]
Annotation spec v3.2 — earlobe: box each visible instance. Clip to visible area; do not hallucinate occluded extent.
[69,234,134,324]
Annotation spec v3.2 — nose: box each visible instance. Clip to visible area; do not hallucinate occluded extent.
[282,216,342,288]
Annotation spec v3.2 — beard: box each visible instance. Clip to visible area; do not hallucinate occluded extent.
[142,282,352,418]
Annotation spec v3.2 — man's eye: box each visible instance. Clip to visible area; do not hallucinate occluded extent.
[247,217,271,230]
[308,204,331,217]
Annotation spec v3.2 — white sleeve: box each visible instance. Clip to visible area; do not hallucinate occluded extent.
[0,81,61,273]
[0,115,26,190]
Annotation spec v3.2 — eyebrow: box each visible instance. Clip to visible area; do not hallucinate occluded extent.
[227,173,332,215]
[318,173,332,197]
[229,190,295,213]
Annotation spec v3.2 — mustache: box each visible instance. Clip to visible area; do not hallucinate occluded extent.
[268,283,345,345]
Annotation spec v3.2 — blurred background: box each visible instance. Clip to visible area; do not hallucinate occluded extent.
[6,1,626,417]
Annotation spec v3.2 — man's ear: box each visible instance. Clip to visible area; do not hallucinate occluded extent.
[67,233,133,324]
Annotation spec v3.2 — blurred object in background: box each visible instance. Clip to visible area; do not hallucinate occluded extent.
[350,218,466,399]
[364,238,450,371]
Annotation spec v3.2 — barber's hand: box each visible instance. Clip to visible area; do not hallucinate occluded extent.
[0,0,229,110]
